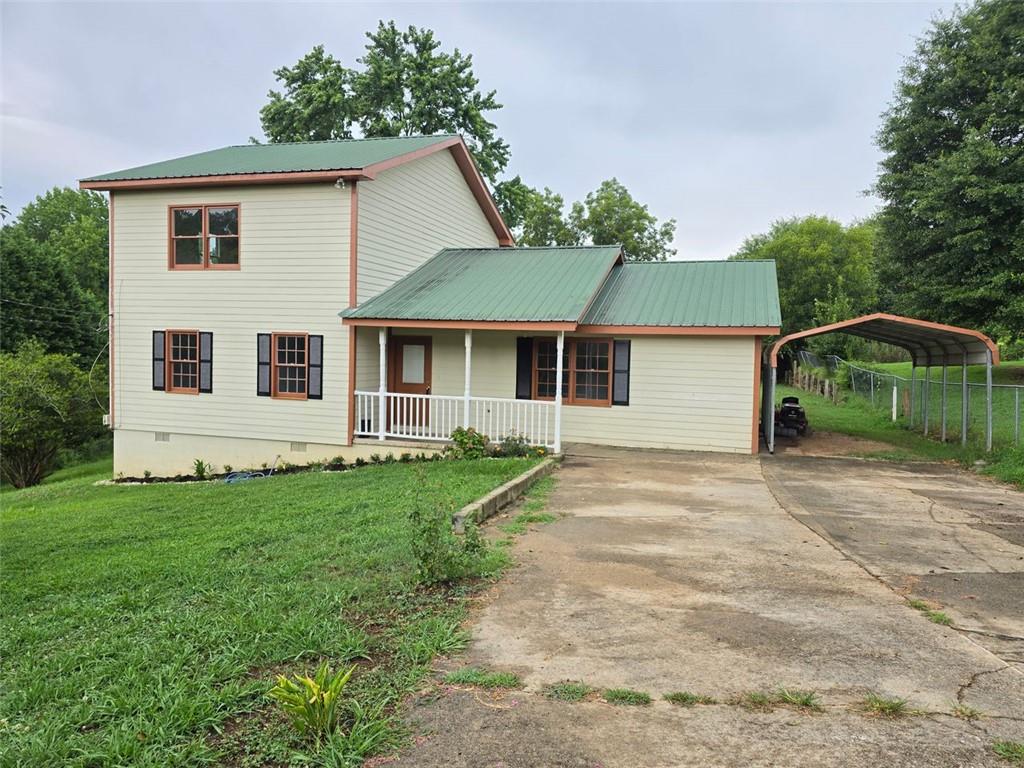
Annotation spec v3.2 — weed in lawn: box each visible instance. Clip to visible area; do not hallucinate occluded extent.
[268,663,356,743]
[993,741,1024,763]
[602,688,651,706]
[544,681,594,702]
[444,667,521,689]
[396,617,468,665]
[862,693,908,717]
[739,691,775,711]
[953,703,982,721]
[663,691,716,707]
[776,688,822,711]
[320,700,396,766]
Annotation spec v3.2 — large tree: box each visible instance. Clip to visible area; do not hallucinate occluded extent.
[17,187,109,300]
[260,23,509,183]
[729,216,877,337]
[875,0,1024,339]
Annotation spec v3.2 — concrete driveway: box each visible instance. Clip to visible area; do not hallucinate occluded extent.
[392,447,1024,768]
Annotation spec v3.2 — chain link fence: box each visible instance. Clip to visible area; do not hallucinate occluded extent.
[809,356,1022,448]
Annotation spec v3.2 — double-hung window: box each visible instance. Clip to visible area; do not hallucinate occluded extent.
[256,332,324,401]
[273,333,308,398]
[169,204,239,269]
[532,338,612,407]
[152,330,213,394]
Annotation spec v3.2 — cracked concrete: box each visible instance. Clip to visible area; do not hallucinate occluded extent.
[387,447,1023,767]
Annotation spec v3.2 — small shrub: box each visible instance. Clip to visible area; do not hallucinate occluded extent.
[383,452,396,464]
[862,693,907,717]
[496,432,533,458]
[444,667,520,689]
[192,458,211,480]
[143,469,152,479]
[222,464,232,474]
[354,457,368,468]
[268,663,356,743]
[664,691,716,707]
[327,456,347,470]
[307,460,325,472]
[544,681,594,701]
[602,688,651,706]
[446,427,489,460]
[399,452,413,463]
[369,453,382,465]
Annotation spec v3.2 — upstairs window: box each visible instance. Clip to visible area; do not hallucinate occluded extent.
[169,205,239,269]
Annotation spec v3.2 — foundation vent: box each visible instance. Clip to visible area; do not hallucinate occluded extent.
[154,432,171,443]
[290,442,307,453]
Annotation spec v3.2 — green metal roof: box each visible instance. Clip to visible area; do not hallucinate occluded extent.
[581,260,781,327]
[344,246,622,322]
[81,135,456,182]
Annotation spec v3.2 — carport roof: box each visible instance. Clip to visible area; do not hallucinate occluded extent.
[768,313,1000,367]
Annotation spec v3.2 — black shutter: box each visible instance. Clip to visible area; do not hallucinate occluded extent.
[152,331,166,390]
[515,337,533,399]
[198,332,213,393]
[612,340,630,406]
[308,335,323,400]
[257,333,271,396]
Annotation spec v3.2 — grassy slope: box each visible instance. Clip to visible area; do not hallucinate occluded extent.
[778,383,1023,488]
[0,458,536,767]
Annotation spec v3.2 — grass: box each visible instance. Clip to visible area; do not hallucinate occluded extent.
[0,456,538,767]
[543,681,595,702]
[663,691,716,707]
[775,688,822,711]
[739,691,775,711]
[500,476,558,536]
[602,688,651,706]
[776,382,1024,489]
[861,693,909,717]
[993,741,1024,763]
[906,598,955,625]
[443,667,521,689]
[953,703,982,721]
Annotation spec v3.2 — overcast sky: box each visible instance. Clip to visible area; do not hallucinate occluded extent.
[2,1,952,260]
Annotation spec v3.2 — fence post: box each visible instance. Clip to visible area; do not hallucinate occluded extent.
[1016,388,1020,445]
[870,372,875,407]
[940,365,948,442]
[961,353,969,446]
[923,366,930,436]
[892,384,897,422]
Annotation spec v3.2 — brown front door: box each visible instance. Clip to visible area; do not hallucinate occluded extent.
[388,336,432,428]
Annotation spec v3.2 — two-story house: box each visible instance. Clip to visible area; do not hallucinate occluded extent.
[81,135,781,477]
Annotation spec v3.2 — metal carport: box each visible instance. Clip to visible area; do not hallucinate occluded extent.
[763,313,1001,453]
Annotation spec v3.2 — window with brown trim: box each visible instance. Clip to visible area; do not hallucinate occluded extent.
[167,330,199,393]
[532,338,612,407]
[169,204,239,269]
[272,333,308,399]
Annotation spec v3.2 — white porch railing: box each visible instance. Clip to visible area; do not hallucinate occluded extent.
[353,391,556,448]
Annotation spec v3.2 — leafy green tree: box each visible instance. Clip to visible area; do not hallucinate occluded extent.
[494,177,574,247]
[0,226,104,359]
[730,216,877,336]
[568,179,676,262]
[875,0,1024,339]
[0,341,103,488]
[17,187,109,299]
[260,22,509,183]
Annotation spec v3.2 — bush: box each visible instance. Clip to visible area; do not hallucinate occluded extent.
[268,663,356,744]
[445,427,489,460]
[407,467,491,585]
[495,432,532,457]
[0,341,103,487]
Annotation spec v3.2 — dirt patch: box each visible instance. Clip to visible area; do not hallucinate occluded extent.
[774,430,896,456]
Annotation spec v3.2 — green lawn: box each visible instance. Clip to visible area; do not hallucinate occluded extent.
[0,457,537,767]
[778,383,1023,488]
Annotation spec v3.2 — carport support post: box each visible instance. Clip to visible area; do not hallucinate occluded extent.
[553,331,564,454]
[463,330,472,427]
[961,352,969,446]
[941,366,948,442]
[378,328,387,441]
[985,349,993,452]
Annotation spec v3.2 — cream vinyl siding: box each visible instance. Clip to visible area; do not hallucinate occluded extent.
[357,148,499,303]
[379,331,757,454]
[110,184,351,446]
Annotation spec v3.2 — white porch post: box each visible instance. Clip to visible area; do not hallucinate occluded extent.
[463,330,472,428]
[378,328,387,441]
[554,331,565,453]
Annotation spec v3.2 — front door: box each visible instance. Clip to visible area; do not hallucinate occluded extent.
[388,336,432,429]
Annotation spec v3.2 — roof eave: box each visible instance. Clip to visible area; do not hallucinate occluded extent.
[341,318,577,332]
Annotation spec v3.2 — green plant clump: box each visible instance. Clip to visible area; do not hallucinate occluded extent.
[268,663,356,744]
[993,741,1024,763]
[664,691,716,707]
[602,688,651,706]
[544,681,594,701]
[862,693,908,717]
[446,427,490,460]
[192,458,211,480]
[444,667,521,689]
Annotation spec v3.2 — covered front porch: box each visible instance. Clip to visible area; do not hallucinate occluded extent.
[351,326,567,451]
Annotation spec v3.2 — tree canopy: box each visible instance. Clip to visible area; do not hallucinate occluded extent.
[875,0,1024,339]
[729,216,877,338]
[260,23,509,183]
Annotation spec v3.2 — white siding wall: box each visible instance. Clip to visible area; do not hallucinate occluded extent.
[357,148,499,302]
[363,331,758,454]
[111,184,351,461]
